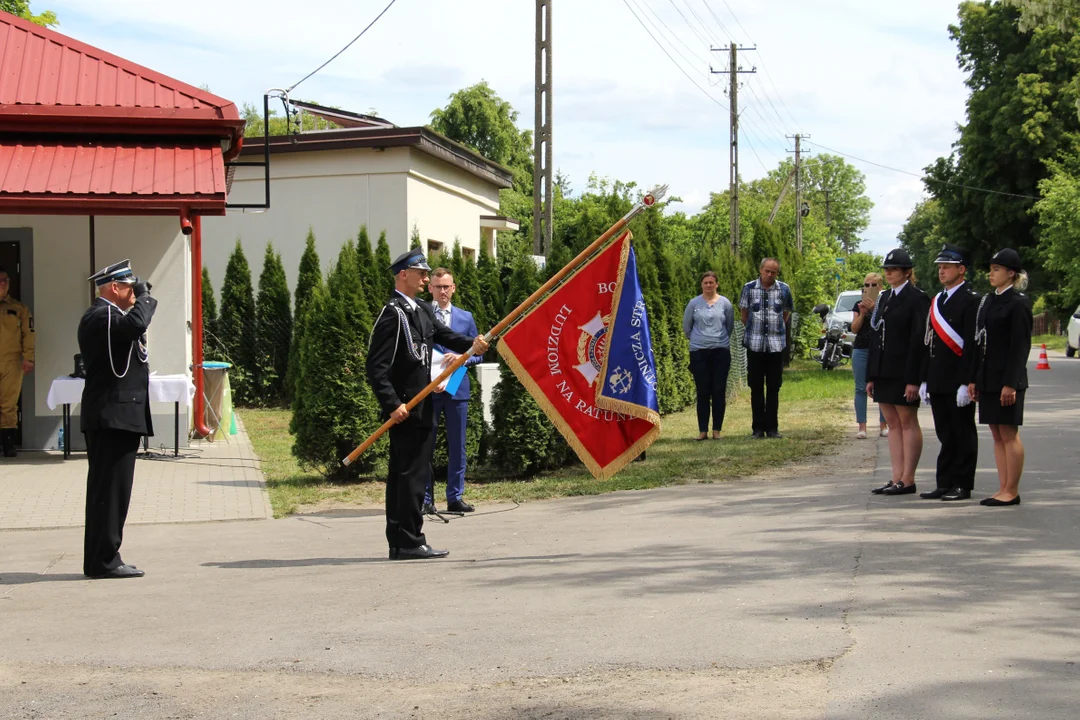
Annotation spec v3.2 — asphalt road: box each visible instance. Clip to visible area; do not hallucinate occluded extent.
[0,350,1076,719]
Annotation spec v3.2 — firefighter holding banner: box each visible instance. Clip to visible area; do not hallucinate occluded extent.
[918,244,980,501]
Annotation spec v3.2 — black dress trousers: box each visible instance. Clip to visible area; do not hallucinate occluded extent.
[386,423,435,549]
[747,350,784,433]
[83,429,142,576]
[929,394,978,490]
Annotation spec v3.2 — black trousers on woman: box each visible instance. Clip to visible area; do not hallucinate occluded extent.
[690,347,732,433]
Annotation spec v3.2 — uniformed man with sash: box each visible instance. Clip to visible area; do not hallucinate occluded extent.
[919,244,980,501]
[79,260,156,578]
[365,250,488,560]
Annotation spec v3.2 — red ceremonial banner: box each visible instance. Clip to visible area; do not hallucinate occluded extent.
[497,232,660,479]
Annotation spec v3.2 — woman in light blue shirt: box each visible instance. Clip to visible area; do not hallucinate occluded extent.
[683,271,735,440]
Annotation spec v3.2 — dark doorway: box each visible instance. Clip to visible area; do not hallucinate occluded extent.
[1,237,25,446]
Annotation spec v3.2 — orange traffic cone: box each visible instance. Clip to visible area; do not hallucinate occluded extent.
[1036,344,1051,370]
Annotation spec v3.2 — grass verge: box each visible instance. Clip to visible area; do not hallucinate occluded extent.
[243,359,855,517]
[1032,334,1067,352]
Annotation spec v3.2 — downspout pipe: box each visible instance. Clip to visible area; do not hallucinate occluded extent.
[191,215,213,439]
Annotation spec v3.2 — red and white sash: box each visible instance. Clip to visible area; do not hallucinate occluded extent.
[929,293,963,357]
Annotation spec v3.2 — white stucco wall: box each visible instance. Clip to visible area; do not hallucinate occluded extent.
[201,144,503,295]
[406,148,502,256]
[202,147,411,292]
[0,214,189,449]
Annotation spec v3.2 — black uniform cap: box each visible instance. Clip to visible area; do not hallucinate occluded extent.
[389,250,431,274]
[934,243,969,266]
[88,259,137,286]
[882,248,913,269]
[988,248,1023,272]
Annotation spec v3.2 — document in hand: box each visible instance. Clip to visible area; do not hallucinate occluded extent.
[430,349,467,395]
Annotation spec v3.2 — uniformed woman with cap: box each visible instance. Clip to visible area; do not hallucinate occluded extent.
[867,248,931,496]
[366,250,488,560]
[968,248,1032,507]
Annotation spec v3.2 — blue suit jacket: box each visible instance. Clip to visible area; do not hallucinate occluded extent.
[432,304,482,401]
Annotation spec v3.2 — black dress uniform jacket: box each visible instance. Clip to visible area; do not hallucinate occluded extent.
[78,295,158,436]
[868,283,931,385]
[922,283,979,393]
[973,287,1033,394]
[366,293,475,427]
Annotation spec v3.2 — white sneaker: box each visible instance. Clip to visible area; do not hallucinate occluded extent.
[856,430,867,439]
[880,427,890,438]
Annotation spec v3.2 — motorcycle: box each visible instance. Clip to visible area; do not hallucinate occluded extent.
[813,303,852,370]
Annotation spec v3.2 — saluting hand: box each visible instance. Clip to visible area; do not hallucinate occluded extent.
[390,404,409,423]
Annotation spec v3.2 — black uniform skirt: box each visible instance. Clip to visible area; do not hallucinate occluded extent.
[872,378,920,407]
[979,389,1025,426]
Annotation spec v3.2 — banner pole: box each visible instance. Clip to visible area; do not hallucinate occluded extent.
[342,185,668,467]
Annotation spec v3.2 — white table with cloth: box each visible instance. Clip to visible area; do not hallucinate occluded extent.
[46,374,196,458]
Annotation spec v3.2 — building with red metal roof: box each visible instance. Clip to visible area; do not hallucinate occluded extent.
[0,12,245,450]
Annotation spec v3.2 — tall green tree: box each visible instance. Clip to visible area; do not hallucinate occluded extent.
[218,240,257,406]
[201,267,219,360]
[255,243,292,406]
[1,0,58,26]
[286,230,322,403]
[898,198,949,292]
[1032,153,1080,313]
[354,225,382,321]
[290,241,383,477]
[429,81,533,177]
[924,1,1080,276]
[374,231,394,300]
[1006,0,1080,29]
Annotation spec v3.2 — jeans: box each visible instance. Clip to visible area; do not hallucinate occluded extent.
[689,347,731,433]
[851,348,884,425]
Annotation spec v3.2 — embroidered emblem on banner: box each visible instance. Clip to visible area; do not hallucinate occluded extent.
[574,312,610,386]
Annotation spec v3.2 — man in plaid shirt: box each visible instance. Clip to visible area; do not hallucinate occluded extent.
[739,258,794,439]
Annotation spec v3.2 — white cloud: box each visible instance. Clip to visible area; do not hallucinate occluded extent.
[50,0,969,254]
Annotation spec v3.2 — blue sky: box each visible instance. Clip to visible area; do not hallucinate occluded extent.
[44,0,969,256]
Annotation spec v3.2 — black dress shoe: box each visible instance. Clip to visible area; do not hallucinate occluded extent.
[871,481,899,495]
[766,431,783,439]
[881,482,916,495]
[446,499,474,513]
[422,503,437,515]
[941,488,972,501]
[751,431,765,439]
[980,496,1021,506]
[87,564,145,579]
[920,488,949,499]
[390,544,449,560]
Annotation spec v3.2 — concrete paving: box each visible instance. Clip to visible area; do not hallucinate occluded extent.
[0,416,271,529]
[0,350,1076,719]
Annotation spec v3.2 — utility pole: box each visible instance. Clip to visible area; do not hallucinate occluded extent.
[787,133,809,253]
[533,0,553,257]
[711,44,755,255]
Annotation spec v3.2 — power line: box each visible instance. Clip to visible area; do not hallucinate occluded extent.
[720,0,756,42]
[665,0,715,49]
[803,140,1042,200]
[698,0,737,42]
[637,0,711,66]
[621,0,729,111]
[287,0,399,93]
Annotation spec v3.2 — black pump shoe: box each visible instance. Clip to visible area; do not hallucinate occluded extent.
[980,496,1020,507]
[881,482,916,496]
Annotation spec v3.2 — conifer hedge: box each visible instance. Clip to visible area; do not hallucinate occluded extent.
[218,240,256,406]
[255,243,292,406]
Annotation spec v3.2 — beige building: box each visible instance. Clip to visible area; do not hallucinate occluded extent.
[202,109,518,292]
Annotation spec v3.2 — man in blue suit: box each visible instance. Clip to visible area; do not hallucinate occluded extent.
[425,268,484,513]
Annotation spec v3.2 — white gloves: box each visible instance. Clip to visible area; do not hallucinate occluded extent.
[919,382,930,405]
[956,384,972,408]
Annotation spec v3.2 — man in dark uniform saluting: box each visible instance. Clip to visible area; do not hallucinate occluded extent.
[919,244,980,501]
[79,260,156,579]
[366,250,488,560]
